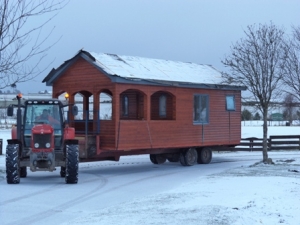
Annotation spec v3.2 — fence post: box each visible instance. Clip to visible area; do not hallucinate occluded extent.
[249,139,253,152]
[0,139,2,155]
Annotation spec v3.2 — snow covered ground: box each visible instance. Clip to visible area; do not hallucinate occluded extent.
[0,124,299,225]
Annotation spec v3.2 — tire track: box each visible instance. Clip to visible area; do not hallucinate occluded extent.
[3,152,300,225]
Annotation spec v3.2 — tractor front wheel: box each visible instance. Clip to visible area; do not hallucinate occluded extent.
[6,144,20,184]
[65,144,79,184]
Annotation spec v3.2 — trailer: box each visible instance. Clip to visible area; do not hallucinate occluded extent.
[42,50,246,166]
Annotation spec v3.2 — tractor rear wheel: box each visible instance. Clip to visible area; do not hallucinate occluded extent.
[65,144,79,184]
[6,144,20,184]
[20,167,27,178]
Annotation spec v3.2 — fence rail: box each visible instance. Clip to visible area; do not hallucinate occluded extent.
[233,135,300,151]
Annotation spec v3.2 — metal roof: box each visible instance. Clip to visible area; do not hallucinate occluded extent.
[43,50,246,91]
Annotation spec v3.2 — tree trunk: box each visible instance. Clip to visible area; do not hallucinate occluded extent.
[262,109,269,162]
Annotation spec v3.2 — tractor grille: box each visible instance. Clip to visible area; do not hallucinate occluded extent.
[33,134,51,149]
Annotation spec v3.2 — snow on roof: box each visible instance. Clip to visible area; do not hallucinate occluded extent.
[89,52,222,84]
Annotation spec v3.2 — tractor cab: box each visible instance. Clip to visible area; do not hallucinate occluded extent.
[23,100,65,150]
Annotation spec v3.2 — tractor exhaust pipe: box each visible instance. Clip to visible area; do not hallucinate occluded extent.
[16,94,22,140]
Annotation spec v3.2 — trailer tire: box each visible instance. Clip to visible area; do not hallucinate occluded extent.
[150,154,158,164]
[6,144,20,184]
[60,166,66,177]
[150,154,166,164]
[20,167,27,178]
[179,150,187,166]
[167,153,180,162]
[65,144,79,184]
[197,147,212,164]
[184,148,198,166]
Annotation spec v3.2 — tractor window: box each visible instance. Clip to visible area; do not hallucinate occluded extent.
[25,105,62,128]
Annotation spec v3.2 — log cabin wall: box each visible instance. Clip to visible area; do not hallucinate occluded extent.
[115,83,242,151]
[50,56,242,152]
[52,58,116,150]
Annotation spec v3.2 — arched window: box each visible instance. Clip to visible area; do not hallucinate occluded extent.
[100,92,112,120]
[159,95,166,117]
[151,91,175,120]
[122,95,128,117]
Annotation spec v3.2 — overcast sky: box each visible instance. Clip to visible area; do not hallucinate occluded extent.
[14,0,300,93]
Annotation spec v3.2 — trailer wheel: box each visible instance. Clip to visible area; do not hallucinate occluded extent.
[179,150,187,166]
[149,154,166,164]
[20,167,27,178]
[150,154,158,164]
[184,148,198,166]
[197,147,212,164]
[6,144,20,184]
[65,144,79,184]
[167,153,180,162]
[60,166,66,177]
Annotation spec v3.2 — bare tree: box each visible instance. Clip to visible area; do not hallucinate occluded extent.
[222,22,287,163]
[0,0,68,90]
[282,26,300,101]
[283,93,296,124]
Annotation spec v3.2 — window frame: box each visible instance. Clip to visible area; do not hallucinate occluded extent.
[193,94,209,124]
[122,95,129,117]
[158,94,167,118]
[226,95,236,111]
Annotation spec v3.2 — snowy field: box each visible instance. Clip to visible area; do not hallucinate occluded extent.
[0,124,299,225]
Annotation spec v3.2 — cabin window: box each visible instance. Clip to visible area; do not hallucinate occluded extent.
[159,95,167,117]
[193,94,209,124]
[151,91,175,120]
[122,95,129,117]
[226,95,235,111]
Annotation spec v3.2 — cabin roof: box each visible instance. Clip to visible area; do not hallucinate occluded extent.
[43,50,246,91]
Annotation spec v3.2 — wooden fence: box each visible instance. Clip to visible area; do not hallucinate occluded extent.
[233,135,300,151]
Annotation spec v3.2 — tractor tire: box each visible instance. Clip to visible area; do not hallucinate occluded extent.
[20,167,27,178]
[197,147,212,164]
[6,144,20,184]
[60,166,66,177]
[65,144,79,184]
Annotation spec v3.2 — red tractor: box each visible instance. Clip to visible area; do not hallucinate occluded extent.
[5,94,79,184]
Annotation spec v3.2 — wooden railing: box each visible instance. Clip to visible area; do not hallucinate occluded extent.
[269,135,300,150]
[233,135,300,151]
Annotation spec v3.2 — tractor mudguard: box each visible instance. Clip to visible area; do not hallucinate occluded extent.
[64,127,75,140]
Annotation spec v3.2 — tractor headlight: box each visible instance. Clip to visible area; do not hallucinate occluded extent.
[45,143,51,148]
[34,143,39,148]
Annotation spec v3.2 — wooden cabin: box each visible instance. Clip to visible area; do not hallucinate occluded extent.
[43,50,246,165]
